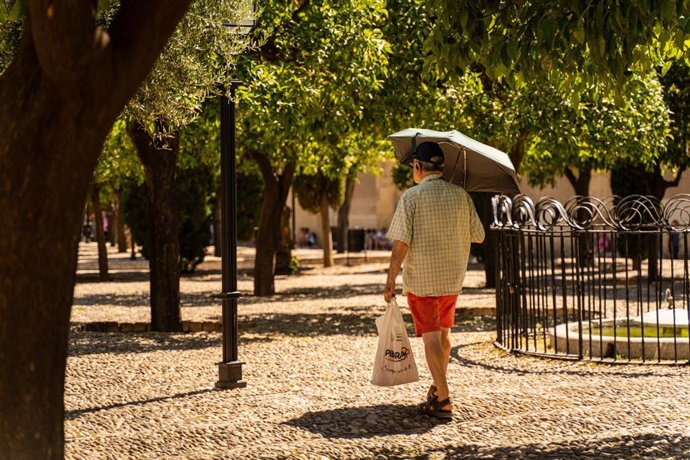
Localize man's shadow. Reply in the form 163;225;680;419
284;403;449;439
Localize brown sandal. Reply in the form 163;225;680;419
427;385;438;401
418;397;453;419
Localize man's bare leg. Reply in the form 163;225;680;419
422;331;453;410
441;328;451;374
429;328;452;398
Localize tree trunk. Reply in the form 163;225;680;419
571;171;592;198
275;205;293;274
91;184;110;281
645;169;661;281
213;183;222;257
114;188;128;253
0;4;191;457
252;152;295;296
565;165;593;268
508;129;530;174
254;185;281;295
128;121;181;332
642;165;685;282
337;174;356;253
130;227;137;259
320;194;334;268
83;202;93;242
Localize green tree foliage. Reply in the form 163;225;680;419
122;179;149;257
237;0;390;293
122;163;215;273
178;102;264;242
521;73;670;195
606;61;690;281
239;1;388;150
119;0;252;329
89;120;142;275
425;0;690;87
124;0;252;135
177;166;214;273
0;3;20;73
391;163;413;190
237;168;265;241
652;59;690;187
294;172;345;213
97;119;143;185
375;0;478;133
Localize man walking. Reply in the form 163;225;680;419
383;141;484;418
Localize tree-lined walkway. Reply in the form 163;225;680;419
73;242;493;325
66;244;690;459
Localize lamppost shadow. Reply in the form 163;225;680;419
65;388;216;420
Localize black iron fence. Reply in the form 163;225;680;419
492;194;690;364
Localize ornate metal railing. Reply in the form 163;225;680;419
492;194;690;363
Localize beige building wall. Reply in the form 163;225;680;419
292;164;688;248
291;161;404;247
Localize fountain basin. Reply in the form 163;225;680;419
549;309;690;360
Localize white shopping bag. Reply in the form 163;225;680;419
371;298;419;386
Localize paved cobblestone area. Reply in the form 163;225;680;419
65;244;690;459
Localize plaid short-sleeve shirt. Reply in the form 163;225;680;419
387;175;485;296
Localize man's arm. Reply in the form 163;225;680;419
468;196;485;244
384;240;409;302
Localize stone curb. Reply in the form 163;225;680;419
457;307;495;319
69;320;222;333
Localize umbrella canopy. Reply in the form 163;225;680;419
388;128;520;196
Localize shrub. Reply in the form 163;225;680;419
122;164;214;273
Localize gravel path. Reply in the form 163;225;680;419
65;243;690;459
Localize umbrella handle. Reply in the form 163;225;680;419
463;149;467;188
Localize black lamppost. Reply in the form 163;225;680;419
216;11;255;389
216;81;246;389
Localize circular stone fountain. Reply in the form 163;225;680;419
549;308;690;360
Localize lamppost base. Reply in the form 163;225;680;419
215;361;246;389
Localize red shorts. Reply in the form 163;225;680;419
407;292;458;337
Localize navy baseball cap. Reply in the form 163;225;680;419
412;142;444;165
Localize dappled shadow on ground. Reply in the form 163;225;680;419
76;271;150;283
68;332;224;357
239;311;491;338
69;331;272;357
451;343;676;378
241;312;380;337
66;311;491;344
74;283;383;309
74;291;227;308
239;284;383;305
73;294;149;308
65;388;215;420
285;404;446;439
369;433;690;459
75;268;234;284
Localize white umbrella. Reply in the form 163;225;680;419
388;128;520;195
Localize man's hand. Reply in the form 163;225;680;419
383;280;396;303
